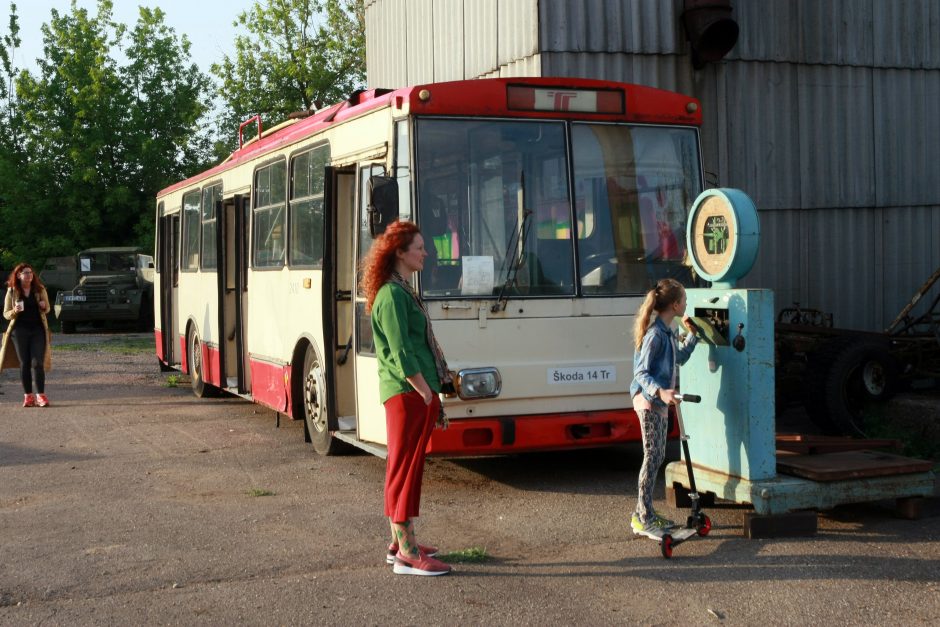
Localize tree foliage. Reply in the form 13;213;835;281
211;0;365;156
0;0;211;269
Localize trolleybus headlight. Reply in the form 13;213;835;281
456;367;501;400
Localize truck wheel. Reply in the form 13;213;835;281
188;329;219;398
301;343;343;456
809;339;898;437
60;320;76;334
137;298;154;331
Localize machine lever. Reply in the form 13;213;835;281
675;393;701;403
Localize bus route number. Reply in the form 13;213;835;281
548;365;617;384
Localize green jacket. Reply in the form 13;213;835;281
371;282;441;404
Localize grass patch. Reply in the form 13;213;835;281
56;336;153;355
164;374;182;388
247;488;275;497
437;547;489;564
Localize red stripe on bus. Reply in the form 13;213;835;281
154;329;164;361
249;359;291;414
425;408;679;456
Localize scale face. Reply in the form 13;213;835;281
686;188;759;287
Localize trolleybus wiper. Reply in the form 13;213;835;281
492;171;532;313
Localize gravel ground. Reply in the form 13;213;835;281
0;333;938;625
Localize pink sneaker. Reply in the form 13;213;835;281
386;542;438;564
23;394;35;407
36;394;50;407
393;551;451;576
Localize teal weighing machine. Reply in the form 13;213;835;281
664;189;935;535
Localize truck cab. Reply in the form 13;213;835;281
54;247;155;333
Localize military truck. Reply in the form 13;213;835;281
54;247;155;333
39;255;79;303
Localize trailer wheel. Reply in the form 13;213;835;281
808;339;898;437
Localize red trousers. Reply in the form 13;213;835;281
384;391;439;523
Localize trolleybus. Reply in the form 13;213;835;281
154;77;703;456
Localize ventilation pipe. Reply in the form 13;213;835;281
681;0;740;69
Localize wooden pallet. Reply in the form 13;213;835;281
776;450;934;481
776;433;901;455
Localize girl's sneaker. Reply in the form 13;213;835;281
23;394;35;407
392;551;451;576
631;512;676;536
36;394;50;407
386;542;439;564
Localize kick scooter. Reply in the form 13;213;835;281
637;393;712;558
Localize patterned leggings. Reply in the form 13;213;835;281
635;405;669;521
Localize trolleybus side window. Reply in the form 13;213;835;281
289;144;330;267
201;183;222;270
253;159;287;268
155;202;163;273
180;190;201;271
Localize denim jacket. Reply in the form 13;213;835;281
629;317;698;408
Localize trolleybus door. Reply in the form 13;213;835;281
323;167;358;434
353;165;387;445
218;195;249;393
158;212;180;366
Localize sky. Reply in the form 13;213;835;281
9;0;257;76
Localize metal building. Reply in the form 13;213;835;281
364;0;940;332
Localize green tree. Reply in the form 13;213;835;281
0;2;25;269
1;0;211;265
122;6;211;247
211;0;365;156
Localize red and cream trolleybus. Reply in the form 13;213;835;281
154;77;703;456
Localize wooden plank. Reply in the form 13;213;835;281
743;511;817;539
777;450;934;481
775;433;901;455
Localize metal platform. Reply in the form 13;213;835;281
665;460;935;516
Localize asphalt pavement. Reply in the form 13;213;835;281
0;335;938;625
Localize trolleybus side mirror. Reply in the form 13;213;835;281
368;175;399;237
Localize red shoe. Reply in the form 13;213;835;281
23;394;35;407
386;542;438;564
36;394;50;407
392;551;451;576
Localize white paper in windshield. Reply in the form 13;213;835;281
80;258;91;272
461;256;495;295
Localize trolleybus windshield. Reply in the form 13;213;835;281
414;119;701;299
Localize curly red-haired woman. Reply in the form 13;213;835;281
2;263;54;407
360;220;453;576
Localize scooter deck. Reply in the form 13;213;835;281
635;526;698;543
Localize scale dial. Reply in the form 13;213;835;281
686;188;760;287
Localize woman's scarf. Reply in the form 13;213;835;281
388;271;452;429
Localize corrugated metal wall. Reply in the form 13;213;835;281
365;0;539;85
364;0;940;331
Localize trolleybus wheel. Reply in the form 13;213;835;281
302;344;342;456
660;534;674;559
188;329;218;398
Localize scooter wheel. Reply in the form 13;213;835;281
661;534;674;559
697;514;712;537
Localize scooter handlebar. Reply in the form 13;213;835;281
675;393;701;403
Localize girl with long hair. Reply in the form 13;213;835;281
360;220;453;576
628;278;699;537
2;263;54;407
